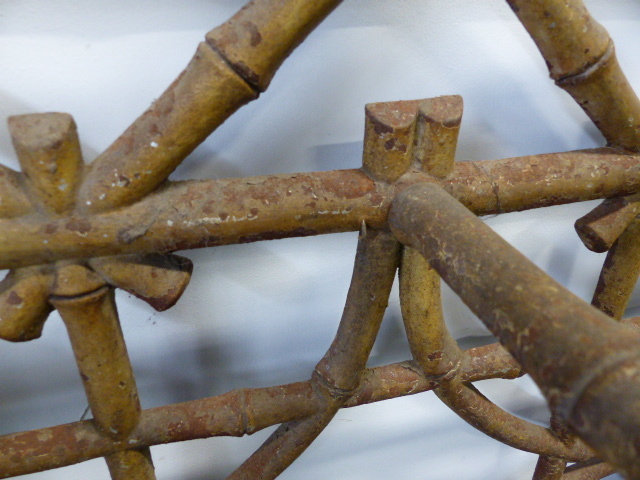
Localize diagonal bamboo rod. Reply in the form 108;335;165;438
78;0;345;213
0;148;639;270
590;217;640;320
574;192;640;253
389;182;640;478
0;265;53;342
506;0;640;151
508;0;640;255
205;0;343;92
0;344;524;478
497;6;640;471
400;243;589;462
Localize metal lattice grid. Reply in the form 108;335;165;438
1;1;640;479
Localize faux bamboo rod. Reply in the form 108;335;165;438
563;462;615;480
0;148;638;271
78;0;344;213
532;455;565;480
591;217;640;319
229;228;401;479
508;0;640;256
3;0;640;478
507;0;640;151
574;192;640;253
389;182;640;478
0;344;523;478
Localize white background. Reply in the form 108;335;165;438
0;1;637;478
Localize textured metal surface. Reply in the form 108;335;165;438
1;0;640;479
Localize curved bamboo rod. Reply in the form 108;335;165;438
435;379;593;461
228;228;401;479
563;461;615;480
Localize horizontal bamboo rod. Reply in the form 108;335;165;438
388;182;640;478
0;148;638;270
0;344;524;478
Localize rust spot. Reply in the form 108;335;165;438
202;201;215;214
249;207;259;217
219;212;229;221
427;351;443;361
149;123;161;136
243;21;262;47
120;134;135;156
369;193;385;208
44;224;57;234
248;182;284;205
318;171;377;200
384;139;396;150
65;218;92;234
6;291;23;306
372;120;394;136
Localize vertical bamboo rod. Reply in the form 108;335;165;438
8;113;83;215
398;95;463;375
51;264;155;479
400;247;461;376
